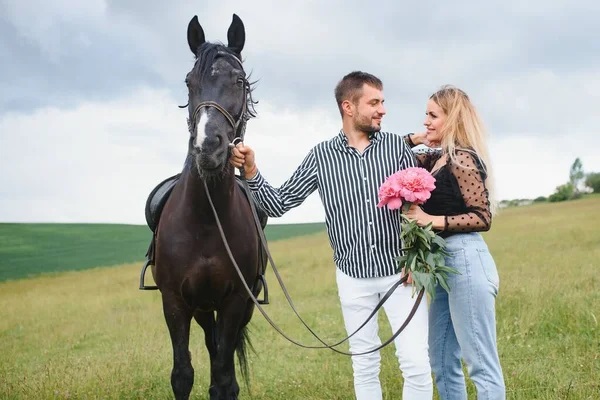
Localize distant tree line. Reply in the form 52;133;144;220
500;158;599;207
545;158;599;202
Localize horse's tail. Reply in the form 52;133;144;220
236;325;253;388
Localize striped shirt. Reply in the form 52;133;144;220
247;130;416;278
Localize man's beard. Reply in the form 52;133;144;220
353;114;380;133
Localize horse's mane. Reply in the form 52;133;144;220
191;42;258;118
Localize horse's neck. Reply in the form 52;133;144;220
180;164;236;211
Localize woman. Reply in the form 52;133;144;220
403;85;505;399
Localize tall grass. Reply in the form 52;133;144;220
0;197;598;399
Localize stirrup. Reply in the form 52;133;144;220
257;274;269;305
139;259;159;290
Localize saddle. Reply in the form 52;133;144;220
140;174;270;304
144;174;268;233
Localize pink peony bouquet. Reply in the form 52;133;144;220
377;167;436;211
377;167;458;298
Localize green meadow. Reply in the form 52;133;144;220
0;197;598;399
0;222;326;282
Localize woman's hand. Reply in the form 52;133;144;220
410;131;440;148
403;204;431;227
403;204;446;230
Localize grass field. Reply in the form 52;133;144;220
0;222;325;282
0;196;598;399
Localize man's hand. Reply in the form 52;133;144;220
230;143;258;179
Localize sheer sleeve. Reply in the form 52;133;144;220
413;148;442;170
402;133;442;168
445;150;492;232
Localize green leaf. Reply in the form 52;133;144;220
409;253;417;270
437;274;452;293
412;270;429;292
436;265;461;275
425;229;435;240
415;229;429;243
405;251;415;267
396;255;408;265
425;252;436;269
432;253;446;266
425;278;436;299
432;235;447;248
418;248;426;262
412;270;434;298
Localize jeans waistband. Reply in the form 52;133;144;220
442;232;486;250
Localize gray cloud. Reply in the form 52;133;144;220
3;0;598;132
1;0;599;224
0;17;166;112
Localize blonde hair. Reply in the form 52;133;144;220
430;85;498;214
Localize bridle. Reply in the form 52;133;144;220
195;52;424;356
186;51;250;146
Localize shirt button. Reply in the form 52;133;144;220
369;221;373;225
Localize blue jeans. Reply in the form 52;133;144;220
429;232;505;400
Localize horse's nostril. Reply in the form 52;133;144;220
200;132;228;152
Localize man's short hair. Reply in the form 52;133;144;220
334;71;383;116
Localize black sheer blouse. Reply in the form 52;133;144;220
412;146;492;236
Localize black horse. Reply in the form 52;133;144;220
149;14;267;400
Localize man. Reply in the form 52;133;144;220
231;71;432;400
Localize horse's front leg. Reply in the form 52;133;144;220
194;311;217;391
210;297;248;400
162;292;194;400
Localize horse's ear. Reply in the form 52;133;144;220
227;14;245;56
187;15;205;57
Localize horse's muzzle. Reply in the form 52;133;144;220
193;148;228;175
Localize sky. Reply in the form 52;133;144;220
1;0;598;225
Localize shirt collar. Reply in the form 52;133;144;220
336;130;381;147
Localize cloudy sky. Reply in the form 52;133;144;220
1;0;598;225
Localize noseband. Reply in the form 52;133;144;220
187;52;250;145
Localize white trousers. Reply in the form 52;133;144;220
336;269;432;400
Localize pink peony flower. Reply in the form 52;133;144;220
377;167;436;209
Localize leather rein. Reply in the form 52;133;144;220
195;57;424;356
